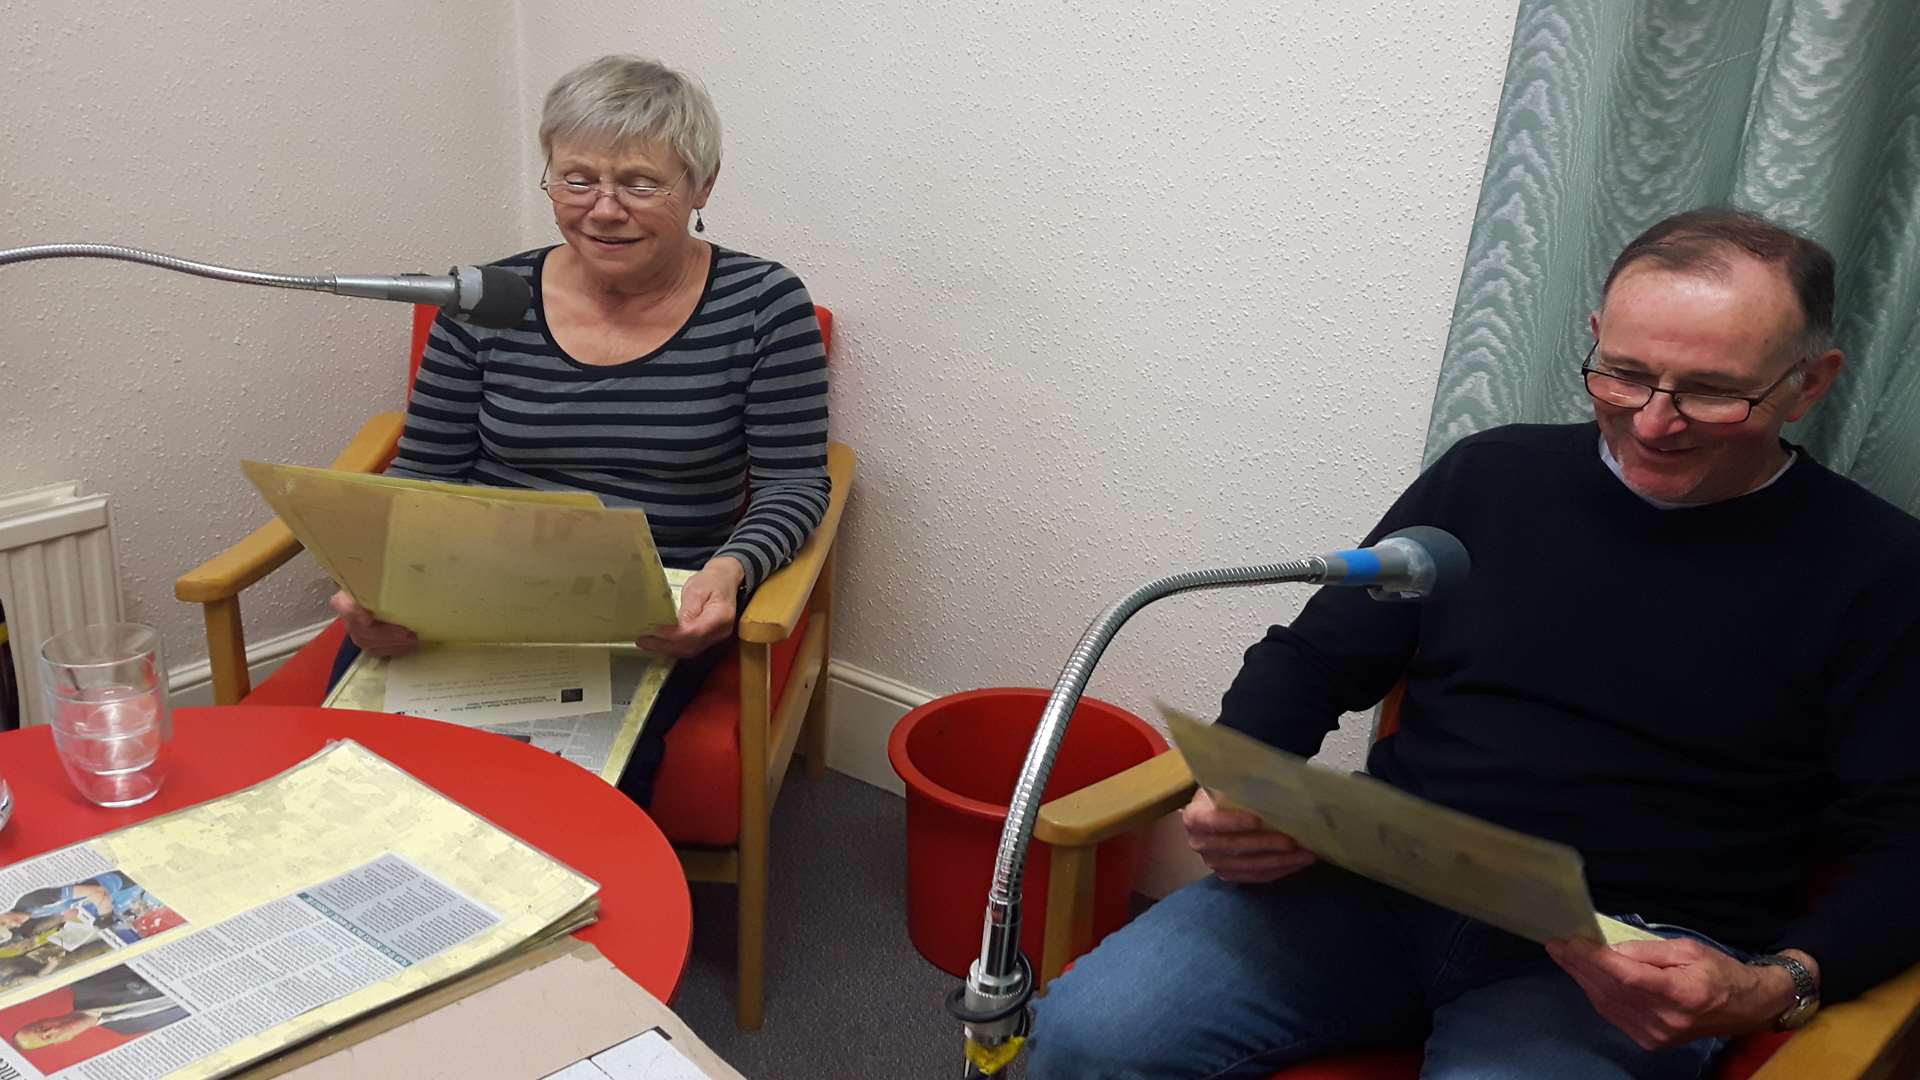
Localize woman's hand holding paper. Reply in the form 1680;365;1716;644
636;556;745;658
330;591;420;658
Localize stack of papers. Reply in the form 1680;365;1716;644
242;461;678;644
0;743;599;1080
244;462;694;784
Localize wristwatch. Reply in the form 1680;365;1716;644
1751;953;1820;1030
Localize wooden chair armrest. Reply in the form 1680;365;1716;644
174;412;405;603
1751;961;1920;1080
738;441;855;644
1035;750;1196;848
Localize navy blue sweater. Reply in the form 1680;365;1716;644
1220;422;1920;1003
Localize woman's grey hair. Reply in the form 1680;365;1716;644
539;55;722;189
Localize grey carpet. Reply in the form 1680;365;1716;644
671;764;1000;1079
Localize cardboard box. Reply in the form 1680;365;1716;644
237;938;742;1080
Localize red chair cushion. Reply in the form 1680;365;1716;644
1713;1030;1794;1079
648;613;811;847
242;620;349;706
242;616;810;848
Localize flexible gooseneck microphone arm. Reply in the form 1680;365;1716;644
950;526;1470;1077
0;243;532;328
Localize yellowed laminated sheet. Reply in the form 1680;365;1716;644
1161;707;1658;947
241;461;677;644
0;741;599;1078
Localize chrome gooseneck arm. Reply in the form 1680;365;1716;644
4;243;352;293
950;555;1336;1076
0;244;529;326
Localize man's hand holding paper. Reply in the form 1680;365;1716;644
1180;788;1318;885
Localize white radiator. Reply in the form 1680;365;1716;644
0;483;124;728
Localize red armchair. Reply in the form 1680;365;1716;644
175;303;854;1031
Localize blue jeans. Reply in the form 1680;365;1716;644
1029;866;1731;1080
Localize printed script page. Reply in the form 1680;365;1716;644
240;461;677;644
1161;707;1657;947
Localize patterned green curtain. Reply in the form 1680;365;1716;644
1425;0;1920;515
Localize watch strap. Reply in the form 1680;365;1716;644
1751;953;1818;1029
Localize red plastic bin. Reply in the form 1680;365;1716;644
888;688;1168;977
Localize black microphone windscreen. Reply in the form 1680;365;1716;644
464;266;532;328
1384;526;1471;596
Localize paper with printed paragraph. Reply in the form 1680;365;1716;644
241;460;678;644
382;645;615;726
1160;706;1659;947
325;645;676;785
0;742;599;1078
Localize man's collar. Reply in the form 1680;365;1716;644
1597;434;1798;509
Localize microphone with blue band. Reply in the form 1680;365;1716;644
1316;525;1471;601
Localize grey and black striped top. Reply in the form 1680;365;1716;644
388;244;831;593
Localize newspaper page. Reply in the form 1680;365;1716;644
324;649;675;784
322;568;688;783
0;742;599;1079
0;854;501;1080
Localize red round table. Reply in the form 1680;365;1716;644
0;705;692;999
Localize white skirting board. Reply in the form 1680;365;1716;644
167;620;329;707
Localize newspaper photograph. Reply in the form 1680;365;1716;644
0;850;188;999
0;854;500;1080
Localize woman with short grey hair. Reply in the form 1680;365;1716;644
327;54;831;807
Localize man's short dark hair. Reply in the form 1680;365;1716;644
1603;207;1836;352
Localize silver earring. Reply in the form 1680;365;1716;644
694;210;706;233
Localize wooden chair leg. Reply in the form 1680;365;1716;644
202;597;252;705
736;641;773;1030
1039;842;1098;991
801;545;835;782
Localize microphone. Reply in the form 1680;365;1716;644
329;265;531;329
0;244;533;329
1316;526;1471;601
952;525;1470;1073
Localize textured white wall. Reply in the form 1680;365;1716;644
516;2;1517;768
4;2;1518;773
1;1;522;675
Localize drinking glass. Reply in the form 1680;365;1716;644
40;622;172;807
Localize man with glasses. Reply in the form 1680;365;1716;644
1031;208;1920;1079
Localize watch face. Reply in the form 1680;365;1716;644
1778;994;1819;1030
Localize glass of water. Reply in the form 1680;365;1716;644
40;622;172;807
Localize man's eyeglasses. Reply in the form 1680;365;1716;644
1579;343;1803;425
539;163;685;210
